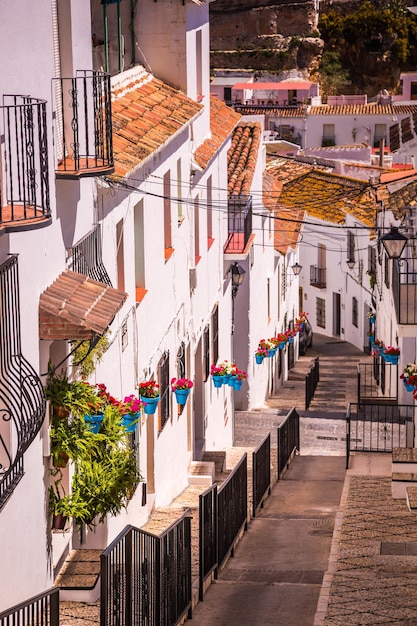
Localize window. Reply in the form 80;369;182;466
163;171;173;258
194;196;200;263
352;297;358;327
384;255;390;288
176;342;186;379
196;29;203;101
158;351;170;432
203;325;210;382
322;124;335;146
368;246;376;275
374;124;387;148
177;159;183;222
224;87;232;103
347;231;355;265
411;82;417;100
316;297;326;328
134;200;146;302
116;219;125;292
207;176;213;248
211;305;219;367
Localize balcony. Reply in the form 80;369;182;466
392;257;417;324
0;95;51;230
224;195;253;255
310;265;327;288
53;71;114;179
0;255;46;511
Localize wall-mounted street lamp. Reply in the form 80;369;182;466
347;259;355;270
230;262;246;335
291;262;303;276
379;227;408;260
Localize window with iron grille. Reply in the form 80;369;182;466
316;297;326;328
158;351;170;432
67;224;112;286
368;245;376;274
352;297;358;327
384;255;390;288
203;326;210;382
176;342;186;379
212;305;219;367
347;231;355;265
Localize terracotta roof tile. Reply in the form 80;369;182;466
194;96;241;169
276;170;378;228
39;271;127;340
274;207;304;254
309;103;417;116
227;122;262;196
234;105;307;118
111;74;203;177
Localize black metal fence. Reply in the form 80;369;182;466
0;588;59;626
217;454;248;571
305;356;320;410
0;95;50;221
226;196;253;253
357;359;397;404
100;515;192;626
252;433;271;517
346;402;414;468
199;484;218;601
277;407;300;479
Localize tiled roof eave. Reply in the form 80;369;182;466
110;107;204;181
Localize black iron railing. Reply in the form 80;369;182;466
0;256;46;511
0;95;50;223
67;224;112;285
224;195;252;253
357;359;397;404
100;516;192;626
277;407;300;479
346;402;414;468
305;356;320;410
252;433;271;517
54;71;114;178
310;265;326;288
199;484;218;601
0;587;59;626
217;454;248;571
392;258;417;325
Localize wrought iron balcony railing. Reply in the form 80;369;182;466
0;95;50;227
67;224;112;286
53;71;114;179
224;195;253;254
392;258;417;324
0;256;46;512
310;265;327;288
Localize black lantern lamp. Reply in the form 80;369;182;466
379;227;408;260
346;259;355;270
291;262;302;276
230;262;246;298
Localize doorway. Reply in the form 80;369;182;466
333;292;341;336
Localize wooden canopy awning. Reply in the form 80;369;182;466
39;270;127;340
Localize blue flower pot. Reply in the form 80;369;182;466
120;412;140;432
84;413;104;434
174;389;190;405
369;315;376;324
255;355;264;364
234;379;243;390
212;375;223;388
140;396;160;415
279;342;286;350
383;354;399;365
228;375;237;387
403;381;415;392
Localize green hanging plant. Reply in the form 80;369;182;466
71;331;111;379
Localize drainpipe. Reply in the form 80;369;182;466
130;0;136;66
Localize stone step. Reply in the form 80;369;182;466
54;549;101;602
187;461;215;486
202;451;226;476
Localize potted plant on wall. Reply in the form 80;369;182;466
171;377;193;405
138;380;160;414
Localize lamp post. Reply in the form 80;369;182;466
230;262;246;335
347;259;355;270
291;262;302;276
379;227;408;260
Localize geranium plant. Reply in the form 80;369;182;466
120;395;144;416
138;380;160;398
235;368;247;381
384;346;400;355
171;377;194;391
258;339;275;350
275;333;288;344
296;312;308;324
401;364;417;381
211;362;231;376
367;310;376;319
255;348;269;357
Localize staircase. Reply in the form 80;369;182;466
306;354;359;418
